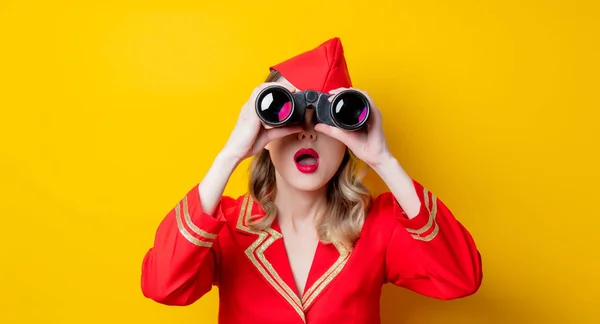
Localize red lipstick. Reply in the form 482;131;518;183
293;148;319;174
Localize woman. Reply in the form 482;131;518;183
140;38;483;324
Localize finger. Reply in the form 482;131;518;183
368;104;383;129
265;126;302;142
248;127;267;155
254;125;302;149
315;123;346;137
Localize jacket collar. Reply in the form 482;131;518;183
232;194;352;323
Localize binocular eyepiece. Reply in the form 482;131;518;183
254;85;370;131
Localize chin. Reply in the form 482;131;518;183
288;175;330;192
275;167;333;193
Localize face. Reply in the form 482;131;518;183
265;77;347;192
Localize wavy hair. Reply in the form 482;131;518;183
247;70;372;249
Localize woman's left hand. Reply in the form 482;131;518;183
314;88;392;168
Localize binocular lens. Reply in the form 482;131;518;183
256;88;293;125
331;92;369;129
255;86;369;130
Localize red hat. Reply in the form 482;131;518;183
269;37;353;93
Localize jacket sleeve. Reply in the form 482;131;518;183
380;179;483;300
140;184;236;306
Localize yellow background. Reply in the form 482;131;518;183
1;0;598;323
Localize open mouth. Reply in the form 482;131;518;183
294;148;319;173
294;148;319;164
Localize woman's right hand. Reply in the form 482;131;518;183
221;82;302;163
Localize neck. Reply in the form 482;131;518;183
273;174;328;230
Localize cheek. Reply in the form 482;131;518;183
320;140;347;169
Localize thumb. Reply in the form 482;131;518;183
315;123;362;149
255;126;302;148
315;123;348;143
265;126;303;142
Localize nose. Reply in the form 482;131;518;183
297;108;317;141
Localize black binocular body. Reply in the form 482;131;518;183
254;85;370;131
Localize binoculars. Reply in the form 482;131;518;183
255;85;370;131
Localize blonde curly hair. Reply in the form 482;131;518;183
247;70;372;249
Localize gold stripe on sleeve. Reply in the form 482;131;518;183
405;188;437;235
410;193;439;242
182;195;218;240
175;202;213;247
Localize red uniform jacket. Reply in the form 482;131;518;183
141;179;482;323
